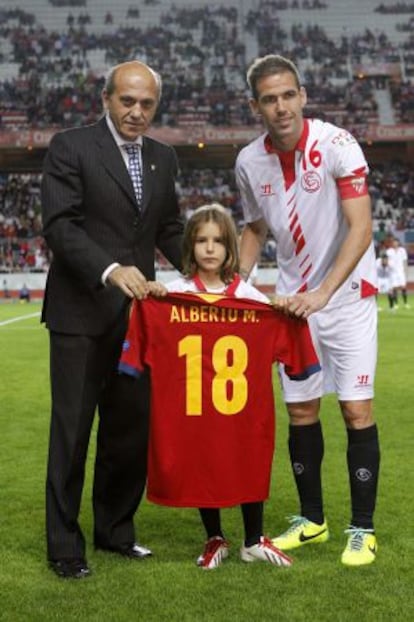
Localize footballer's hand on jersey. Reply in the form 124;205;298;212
107;265;150;299
148;281;168;297
288;290;329;318
271;294;291;313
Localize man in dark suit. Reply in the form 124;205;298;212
41;60;184;578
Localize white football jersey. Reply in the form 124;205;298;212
236;119;377;309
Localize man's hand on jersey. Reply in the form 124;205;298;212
147;281;168;297
107;265;150;299
287;290;330;318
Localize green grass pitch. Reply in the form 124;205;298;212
0;297;413;621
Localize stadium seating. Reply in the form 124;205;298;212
0;0;412;131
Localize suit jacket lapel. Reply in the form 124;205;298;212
96;118;137;208
141;137;158;214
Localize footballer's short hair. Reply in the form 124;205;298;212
247;54;302;99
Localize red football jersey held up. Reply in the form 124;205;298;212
119;292;320;508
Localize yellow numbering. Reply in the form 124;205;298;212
178;334;248;416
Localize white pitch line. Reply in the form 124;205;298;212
0;312;41;327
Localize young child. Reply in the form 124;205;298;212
165;203;291;569
166;202;311;571
120;203;320;571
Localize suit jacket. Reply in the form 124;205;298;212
41;117;183;335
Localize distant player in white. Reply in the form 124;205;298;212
386;237;410;308
236;54;380;566
376;253;394;310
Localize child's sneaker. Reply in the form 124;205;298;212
196;536;229;570
240;536;292;567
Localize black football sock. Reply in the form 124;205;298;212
289;421;324;524
402;289;408;305
241;502;263;547
347;424;380;530
388;294;394;309
198;508;224;539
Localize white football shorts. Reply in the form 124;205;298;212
279;296;377;402
391;269;407;289
377;276;392;294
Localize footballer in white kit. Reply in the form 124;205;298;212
237;53;380;567
376;253;395;311
376;254;393;294
236;118;378;401
386;238;410;307
386;239;408;287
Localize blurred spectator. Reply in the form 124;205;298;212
2;278;10;298
19;283;30;302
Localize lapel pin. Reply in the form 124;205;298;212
150;164;156;171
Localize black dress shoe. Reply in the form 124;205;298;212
96;542;152;559
49;558;91;579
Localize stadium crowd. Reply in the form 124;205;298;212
1;159;413;273
0;1;413;133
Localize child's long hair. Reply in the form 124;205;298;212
182;203;240;283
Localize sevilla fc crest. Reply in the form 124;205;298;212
301;171;321;193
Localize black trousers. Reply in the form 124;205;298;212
46;321;150;560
